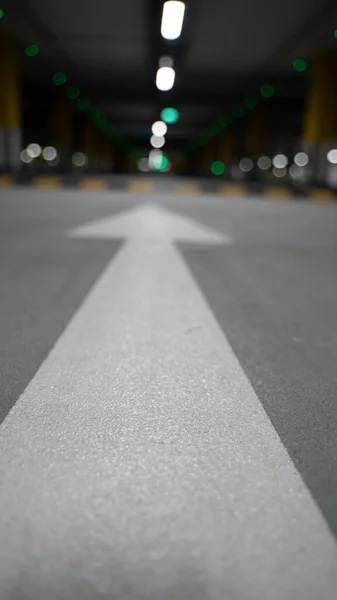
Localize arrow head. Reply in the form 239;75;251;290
67;205;231;244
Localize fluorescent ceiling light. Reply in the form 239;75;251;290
161;1;185;40
156;66;175;91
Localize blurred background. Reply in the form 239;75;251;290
1;0;337;189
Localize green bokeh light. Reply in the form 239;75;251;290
66;85;80;100
211;123;222;134
195;129;213;146
334;29;337;40
25;44;39;57
52;72;67;86
96;115;107;129
210;160;225;176
220;114;232;127
260;84;275;98
161;107;179;124
107;124;117;137
153;155;169;170
231;104;245;118
87;106;100;120
0;9;4;19
293;58;307;72
77;97;90;110
244;95;258;109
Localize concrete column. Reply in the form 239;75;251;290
97;130;110;171
247;105;267;158
0;33;22;171
302;52;337;184
82;120;93;169
218;129;235;164
197;139;217;176
51;90;71;169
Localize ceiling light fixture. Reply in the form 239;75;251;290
156;66;175;91
161;1;186;40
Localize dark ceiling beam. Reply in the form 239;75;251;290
10;0;82;81
6;0;57;43
264;0;337;67
46;73;305;106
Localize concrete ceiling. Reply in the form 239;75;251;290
4;0;337;148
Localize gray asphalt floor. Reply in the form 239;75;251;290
0;187;337;599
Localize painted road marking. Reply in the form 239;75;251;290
68;204;230;244
127;179;154;193
175;182;200;195
309;189;336;202
79;178;109;191
0;206;336;597
0;175;14;187
33;176;61;189
218;184;246;196
265;186;293;199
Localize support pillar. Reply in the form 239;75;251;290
218;129;235;164
82;120;96;170
247;105;267;158
302;52;337;185
198;138;217;176
0;33;22;171
51;90;71;168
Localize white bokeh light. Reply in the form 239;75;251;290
257;156;271;170
272;154;288;169
152;121;167;136
273;166;287;178
26;143;41;158
289;164;303;179
72;152;88;167
148;149;162;169
294;152;309;167
239;157;253;172
327;149;337;164
20;149;34;163
138;157;150;172
42;146;58;161
150;135;165;148
47;156;60;167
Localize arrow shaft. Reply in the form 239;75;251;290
0;240;337;597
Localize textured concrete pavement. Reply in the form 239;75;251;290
0;188;337;599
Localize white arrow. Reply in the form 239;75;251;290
67;204;231;244
0;204;336;598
